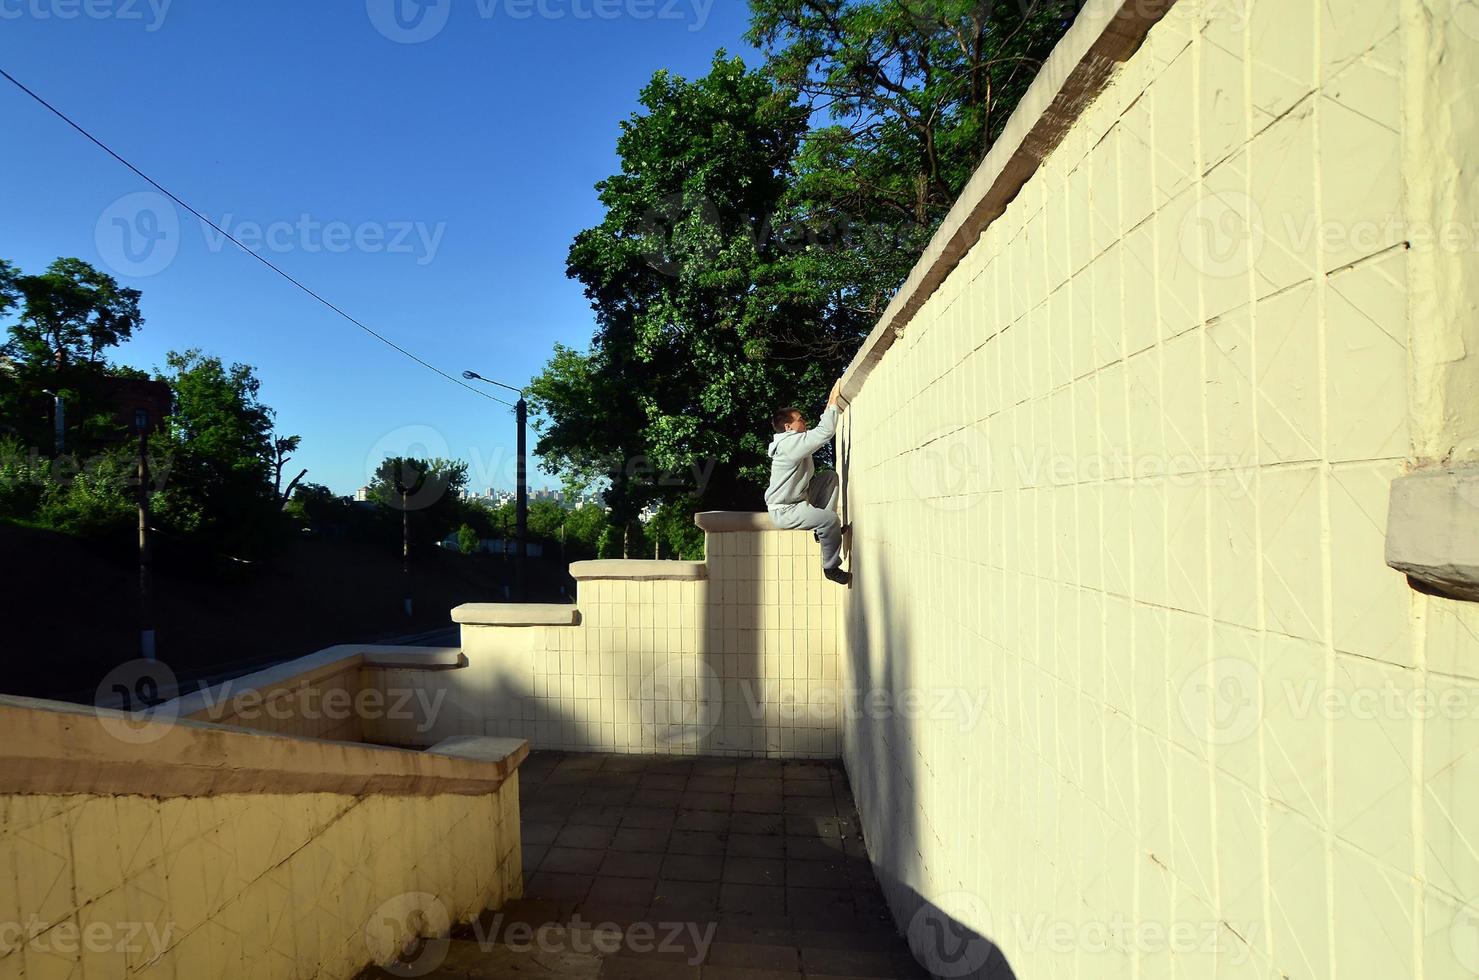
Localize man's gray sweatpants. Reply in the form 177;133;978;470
768;470;842;570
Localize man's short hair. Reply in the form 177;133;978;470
771;406;801;434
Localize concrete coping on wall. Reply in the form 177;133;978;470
0;694;525;798
1386;464;1479;601
452;603;581;626
168;645;466;722
568;559;708;581
694;511;781;532
837;0;1176;404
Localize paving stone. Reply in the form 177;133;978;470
589;875;657;906
707;942;801;972
733;794;784;815
722;857;785;886
729;813;784;836
611;828;672;853
675;810;730;833
523;844;548;871
569;805;626;827
601;851;666;879
726;834;785;859
785;861;847;890
651;879;721;914
701;967;802;980
734;777;783;796
603;958;702;980
527;871;593;902
799;947;897;977
689;775;737;794
781;797;836;817
556;825;616;850
785;838;846;862
661;853;725;882
680;791;733;812
542;846;607;875
668;830;727;856
622;808;679;831
718;883;786;915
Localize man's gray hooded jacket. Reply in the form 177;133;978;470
764;404;839;509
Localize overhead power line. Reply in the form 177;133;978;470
0;65;513;410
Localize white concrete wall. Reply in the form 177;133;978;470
835;1;1479;978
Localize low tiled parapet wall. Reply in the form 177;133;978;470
0;695;525;980
365;512;845;757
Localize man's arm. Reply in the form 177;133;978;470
788;380;844;457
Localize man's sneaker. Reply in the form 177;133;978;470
823;565;851;585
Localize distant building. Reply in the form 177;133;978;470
353;486;372;502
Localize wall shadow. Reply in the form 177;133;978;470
836;434;1019;979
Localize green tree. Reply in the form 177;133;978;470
5;258;143;371
151;349;284;557
746;0;1076;318
543;55;832;515
0;257;149;452
369;456;470;544
456;522;479;555
0;260;18;321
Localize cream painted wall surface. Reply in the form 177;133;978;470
0;782;521;980
369;527;845;758
835;1;1478;978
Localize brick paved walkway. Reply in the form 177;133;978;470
368;751;927;979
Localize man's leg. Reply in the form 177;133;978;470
785;501;842;570
806;470;840;512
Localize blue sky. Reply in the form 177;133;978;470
0;0;760;495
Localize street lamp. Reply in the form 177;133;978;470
40;389;64;454
463;370;528;601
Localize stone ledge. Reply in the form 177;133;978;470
170;645;464;721
568;559;708;581
452;603;580;626
361;646;465;668
1386;465;1479;601
0;695;524;798
694;511;781;532
426;735;529;777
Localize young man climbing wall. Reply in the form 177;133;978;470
765;379;850;584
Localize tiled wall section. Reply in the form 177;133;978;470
0;780;520;980
367;527;843;758
187;662;364;743
838;2;1476;979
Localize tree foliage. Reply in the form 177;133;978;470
537;4;1075;520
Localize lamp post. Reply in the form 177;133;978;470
463;371;527;601
134;408;155;660
41;389;64;454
